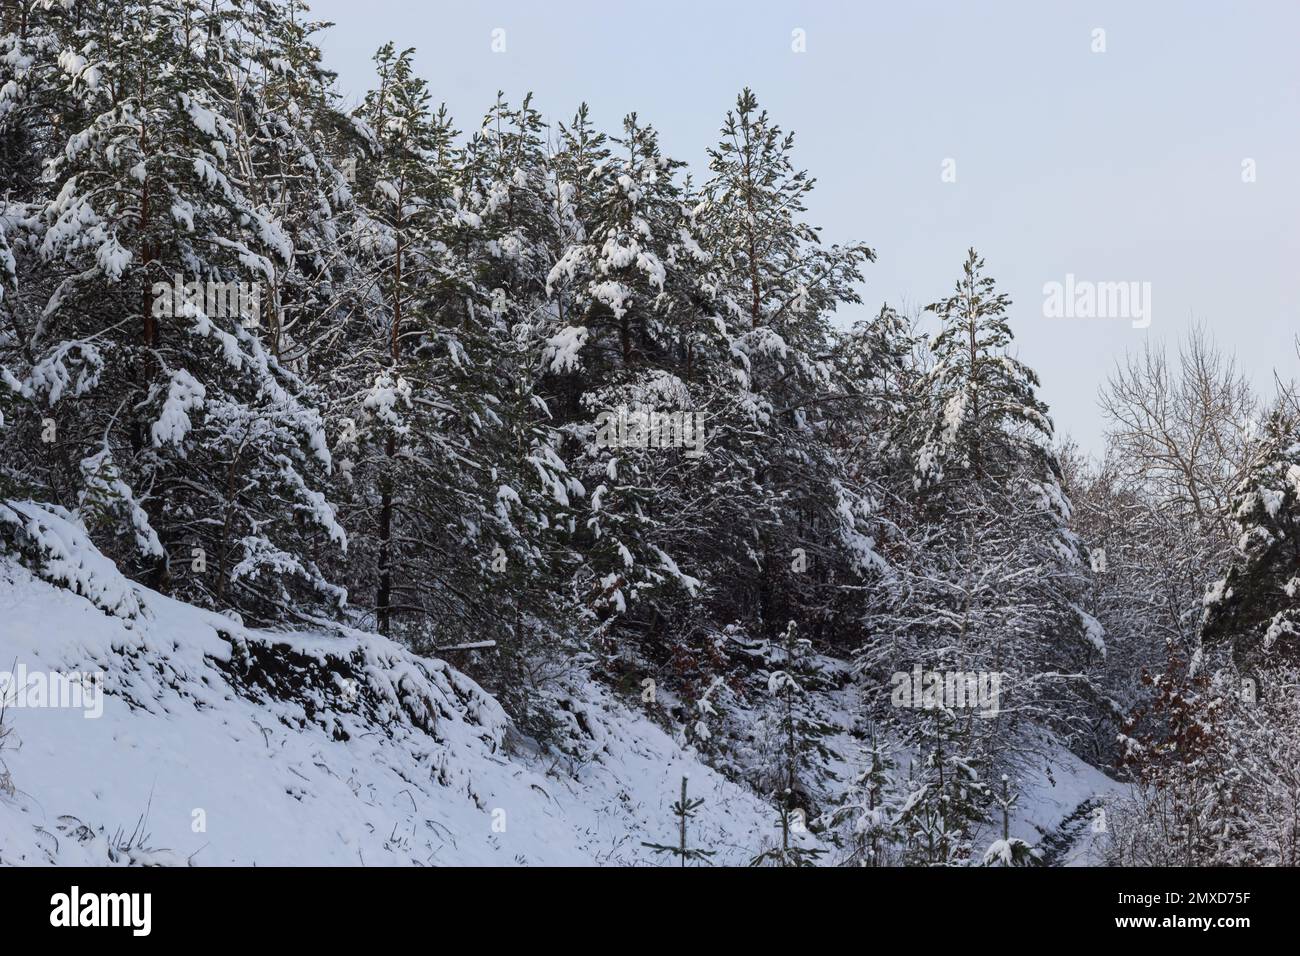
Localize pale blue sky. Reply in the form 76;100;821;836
307;0;1299;453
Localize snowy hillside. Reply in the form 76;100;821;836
0;511;805;866
0;505;1122;866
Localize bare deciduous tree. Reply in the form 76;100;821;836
1100;325;1260;548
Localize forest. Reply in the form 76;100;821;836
1;0;1298;867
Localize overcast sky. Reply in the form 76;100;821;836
306;0;1299;454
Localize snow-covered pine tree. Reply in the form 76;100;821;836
0;0;346;621
850;251;1100;863
980;774;1042;866
543;108;721;671
832;304;923;477
913;250;1093;766
894;707;991;866
693;88;881;648
915;248;1053;489
452;92;588;732
332;45;509;647
826;722;905;866
222;0;358;361
825;303;923;639
1202;410;1300;670
749;620;831;866
345;42;443;637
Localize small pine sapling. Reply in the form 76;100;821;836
751;621;828;866
827;722;904;866
641;775;715;866
981;774;1041;866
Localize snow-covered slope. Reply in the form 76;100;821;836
0;518;792;865
0;503;1123;866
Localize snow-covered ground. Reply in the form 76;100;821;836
992;744;1125;866
0;544;797;865
0;508;1122;866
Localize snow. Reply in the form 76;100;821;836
1073;603;1107;656
545;245;586;296
361;371;412;433
94;234;130;281
150;370;206;447
0;503;1127;867
543;325;588;374
0;501;142;618
590;280;633;319
277;463;347;548
76;452;164;559
179;92;234;144
170;199;195;232
21;340;103;405
996;746;1126;866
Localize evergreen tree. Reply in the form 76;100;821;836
642;775;715;866
915;248;1054;488
894;708;991;866
345;43;454;637
980;775;1042;866
694;88;880;648
1202;410;1300;670
860;250;1097;833
0;0;347;621
826;722;905;866
749;620;831;866
455;92;586;731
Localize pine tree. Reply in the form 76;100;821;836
894;708;991;866
642;775;715;866
826;722;904;866
331;46;504;648
455;92;586;732
694;88;880;646
863;249;1097;824
353;43;437;637
749;620;831;866
0;0;347;621
1202;410;1300;670
916;248;1054;488
981;774;1042;866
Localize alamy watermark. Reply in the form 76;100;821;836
1043;274;1151;329
891;666;1002;717
0;663;104;719
151;274;262;329
50;886;151;936
594;405;706;458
